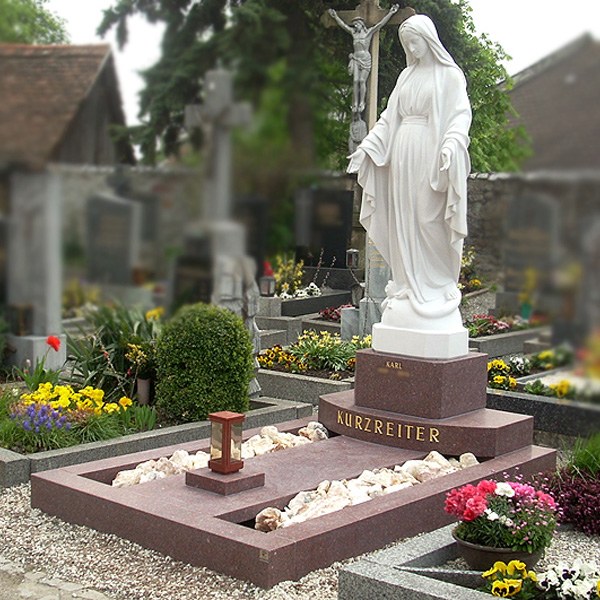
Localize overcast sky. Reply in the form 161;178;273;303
45;0;600;126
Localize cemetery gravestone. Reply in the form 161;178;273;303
496;193;560;315
6;171;65;369
86;192;142;286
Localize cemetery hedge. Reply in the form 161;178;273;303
155;303;253;423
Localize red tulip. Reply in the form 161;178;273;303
46;335;61;352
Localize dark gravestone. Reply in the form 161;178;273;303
0;216;7;305
295;188;353;269
86;193;141;285
169;232;213;313
235;195;268;278
497;194;560;315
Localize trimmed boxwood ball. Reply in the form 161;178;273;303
155;303;253;423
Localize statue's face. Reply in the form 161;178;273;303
353;20;366;32
402;31;430;61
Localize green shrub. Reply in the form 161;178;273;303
155;303;253;423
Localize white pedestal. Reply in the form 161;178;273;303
372;323;469;359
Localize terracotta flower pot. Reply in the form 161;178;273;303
136;378;152;405
452;528;543;571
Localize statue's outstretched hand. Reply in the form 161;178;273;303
347;148;366;173
440;147;452;171
390;4;399;13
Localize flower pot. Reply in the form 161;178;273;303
452;528;543;571
136;378;152;406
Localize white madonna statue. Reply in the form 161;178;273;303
348;14;472;359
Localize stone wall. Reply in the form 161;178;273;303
54;164;201;280
466;172;600;285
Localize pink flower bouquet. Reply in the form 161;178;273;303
445;479;558;553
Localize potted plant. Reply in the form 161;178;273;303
444;479;558;570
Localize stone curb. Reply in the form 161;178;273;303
338;525;488;600
469;327;550;358
0;397;312;488
256;369;353;405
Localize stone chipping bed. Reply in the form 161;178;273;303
1;484;599;600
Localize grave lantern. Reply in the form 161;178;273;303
208;411;245;474
259;260;276;296
346;248;360;269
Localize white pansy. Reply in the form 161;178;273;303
485;509;499;521
494;482;515;497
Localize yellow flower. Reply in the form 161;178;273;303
145;306;165;321
596;578;600;596
118;396;133;409
509;377;517;389
550;379;572;398
505;561;527;577
103;403;120;414
491;579;522;597
493;375;507;385
483;562;508;580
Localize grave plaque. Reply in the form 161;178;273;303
295;188;353;268
497;193;560;313
86;193;142;285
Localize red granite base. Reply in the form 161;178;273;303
319;390;533;458
30;418;556;588
354;349;488;418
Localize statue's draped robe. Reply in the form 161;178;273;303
357;15;471;316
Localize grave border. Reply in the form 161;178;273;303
0;397;311;488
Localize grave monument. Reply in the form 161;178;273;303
30;13;555;590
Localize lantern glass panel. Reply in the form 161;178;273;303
231;422;243;461
210;422;223;460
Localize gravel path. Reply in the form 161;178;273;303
1;484;599;600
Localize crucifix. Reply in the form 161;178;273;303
323;0;415;130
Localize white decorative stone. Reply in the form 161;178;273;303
255;451;480;530
112;425;328;487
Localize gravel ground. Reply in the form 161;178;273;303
1;483;599;600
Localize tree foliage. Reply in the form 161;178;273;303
0;0;70;44
99;0;528;173
98;1;531;254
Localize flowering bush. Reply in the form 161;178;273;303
459;246;485;293
273;256;304;296
445;479;558;553
66;304;162;404
530;345;574;372
0;383;137;453
482;559;539;599
537;559;600;600
16;383;133;423
257;332;371;376
318;304;353;322
12;335;63;391
257;345;309;374
466;314;513;338
522;379;577;400
487;359;518;391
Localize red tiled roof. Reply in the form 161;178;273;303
509;34;600;171
0;44;126;169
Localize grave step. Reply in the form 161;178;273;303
258;329;288;348
523;337;552;354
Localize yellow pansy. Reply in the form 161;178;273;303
483;561;508;580
118;396;133;409
505;561;527;577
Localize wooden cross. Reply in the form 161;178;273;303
322;0;415;127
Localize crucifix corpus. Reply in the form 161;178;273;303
323;0;415;139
